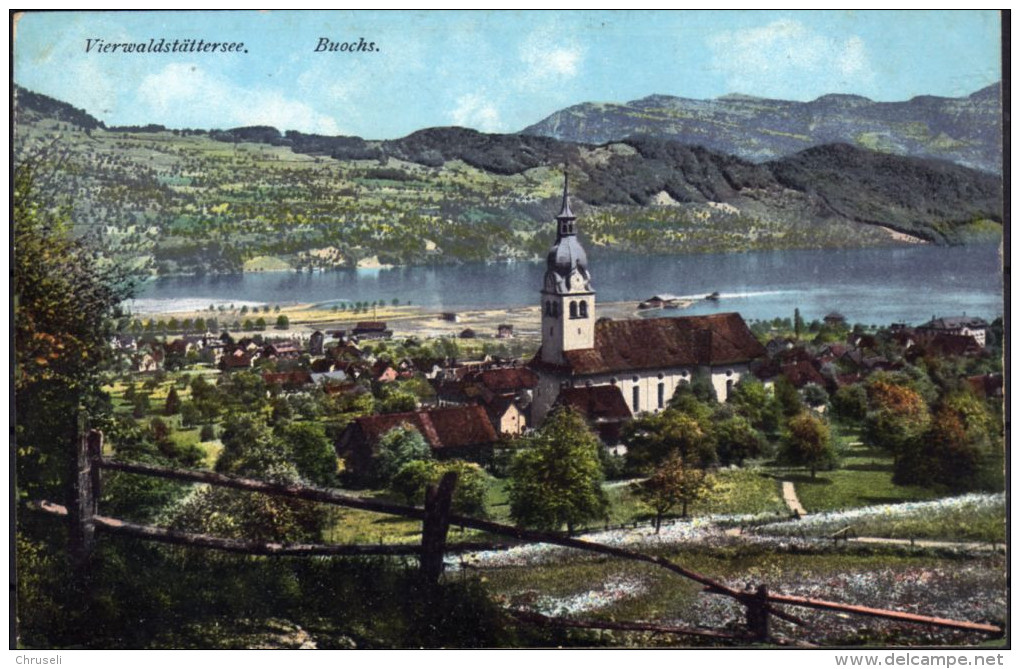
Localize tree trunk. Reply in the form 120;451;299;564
681;499;689;518
655;513;662;534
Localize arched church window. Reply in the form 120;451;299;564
569;301;578;319
579;301;588;318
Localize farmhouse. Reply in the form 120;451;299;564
336;405;498;477
917;315;988;347
528;174;765;425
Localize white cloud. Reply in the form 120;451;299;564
449;93;502;132
138;62;341;134
517;23;585;90
707;19;874;97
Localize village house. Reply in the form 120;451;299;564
352;321;393;340
262;371;313;390
309;330;325;356
554;385;633;446
336;405;499;477
823;311;847;328
263;340;302;360
917;315;989;347
527;175;765;425
220;348;255;370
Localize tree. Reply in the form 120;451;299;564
623;408;715;474
632;451;714;531
728;376;780;434
14;158;134;501
215;413;292;481
391;459;439;504
865;379;931;465
375;424;433;484
277;421;337;486
794;307;805;340
774;375;803;418
922;405;982;490
686;369;718;404
801;383;828;409
712;415;764;466
167;413;323;543
255;317;267;331
275;314;290;330
780;411;836;479
507;408;608;534
163;386;181;415
441;460;489;517
831;383;868;423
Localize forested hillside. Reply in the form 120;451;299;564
13;86;1002;276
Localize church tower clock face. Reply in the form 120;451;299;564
540;170;596;365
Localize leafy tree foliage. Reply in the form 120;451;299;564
14;159;134;501
800;382;829;409
507;408;608;534
375;424;433;484
780;411;837;479
773;375;803;418
831;383;868;422
167;413;324;542
632;451;714;531
623;407;716;474
865;378;931;463
164;386;181;415
713;414;765;466
391;459;489;516
276;421;337;486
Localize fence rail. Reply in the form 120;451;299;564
34;425;1004;645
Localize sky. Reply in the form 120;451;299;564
13;10;1003;139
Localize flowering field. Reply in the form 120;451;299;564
459;493;1007;647
753;493;1006;543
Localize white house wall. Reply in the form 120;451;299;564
533;363;751;425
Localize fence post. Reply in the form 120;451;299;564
420;471;458;585
68;412;96;572
745;584;770;642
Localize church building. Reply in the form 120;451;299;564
528;173;766;426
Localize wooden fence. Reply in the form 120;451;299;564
30;422;1004;645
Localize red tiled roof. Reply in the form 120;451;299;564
967;373;1003;398
556;385;632;422
262;371;312;387
353;405;498;451
469;367;538;394
918;333;983;357
779;360;826;388
222;349;252;367
533;313;765;375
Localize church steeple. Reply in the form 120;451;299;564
540;166;595;365
556;170;575;236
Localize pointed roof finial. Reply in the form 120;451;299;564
557;164;574;220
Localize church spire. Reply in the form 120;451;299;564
556;167;576;237
557;169;574;221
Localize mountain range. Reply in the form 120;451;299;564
522;85;1002;174
13;85;1003;275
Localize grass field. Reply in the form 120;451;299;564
774;441;940;513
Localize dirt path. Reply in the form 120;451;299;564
781;481;807;516
848;536;1003;552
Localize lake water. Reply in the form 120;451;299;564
130;243;1004;325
